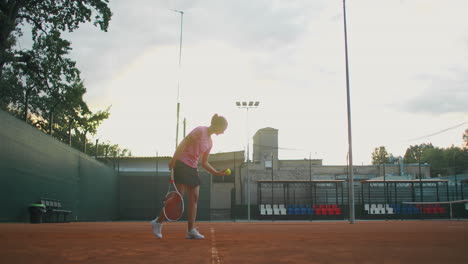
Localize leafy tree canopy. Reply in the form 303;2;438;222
1;1;130;156
371;146;390;165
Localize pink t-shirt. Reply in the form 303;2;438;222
178;126;212;168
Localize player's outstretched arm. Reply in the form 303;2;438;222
200;152;229;176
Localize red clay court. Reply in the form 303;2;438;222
1;220;467;264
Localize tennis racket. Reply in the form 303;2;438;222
163;170;184;221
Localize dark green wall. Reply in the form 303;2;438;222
118;172;211;221
0;110;118;222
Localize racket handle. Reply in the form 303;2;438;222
170;169;174;183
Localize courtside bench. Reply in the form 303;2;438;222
40;198;72;223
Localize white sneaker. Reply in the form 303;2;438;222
150;219;163;239
186;227;205;239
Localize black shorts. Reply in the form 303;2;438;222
174;160;200;187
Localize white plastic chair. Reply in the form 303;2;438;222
273;206;280;215
364;204;370;211
280;207;287;215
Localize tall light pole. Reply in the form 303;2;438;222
236;101;260;221
172;9;184;148
342;0;355;224
418;147;423;202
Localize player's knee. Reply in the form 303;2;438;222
189;192;199;204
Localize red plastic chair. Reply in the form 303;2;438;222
424;208;434;214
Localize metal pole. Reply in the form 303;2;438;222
68;119;72;146
95;138;99;159
383;163;387;216
156;151;159;176
310;153;312;205
462;181;465;200
449;203;453;220
271;153;274;221
419;152;423;202
236;101;260;222
156;151;158;214
342;0;355;224
173;10;184;148
246;108;250;221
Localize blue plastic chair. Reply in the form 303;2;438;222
294;207;301;215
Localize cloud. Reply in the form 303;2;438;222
177;0;325;50
402;71;468;114
26;0;468;164
63;0;327;103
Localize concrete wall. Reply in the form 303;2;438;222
211;182;232;209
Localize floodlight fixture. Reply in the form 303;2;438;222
235;100;261;222
236;101;260;109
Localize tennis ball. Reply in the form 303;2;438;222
225;169;231;175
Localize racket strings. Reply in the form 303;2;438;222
164;192;183;221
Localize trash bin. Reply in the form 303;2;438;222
29;204;46;224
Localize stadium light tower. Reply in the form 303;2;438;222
236;101;260;222
342;0;355;224
172;9;184;149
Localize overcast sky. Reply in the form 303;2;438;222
45;0;468;165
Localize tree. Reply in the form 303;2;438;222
423;147;445;177
16;30;80;125
0;1;128;156
403;143;434;164
443;146;468;175
403;144;468;177
87;141;132;158
371;146;390;165
1;0;111;112
74;108;110;150
0;0;111;74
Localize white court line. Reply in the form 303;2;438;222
210;227;221;264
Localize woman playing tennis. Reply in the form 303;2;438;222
151;114;229;239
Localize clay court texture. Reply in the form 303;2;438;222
1;220;467;264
